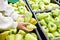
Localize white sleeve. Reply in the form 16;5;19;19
0;14;18;31
4;6;20;20
12;22;18;29
0;0;8;11
10;12;20;20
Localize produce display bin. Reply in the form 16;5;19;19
32;26;42;40
34;8;60;40
1;0;60;40
54;0;60;5
25;1;49;40
25;0;60;13
33;12;49;40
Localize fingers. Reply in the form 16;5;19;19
19;15;25;18
18;22;32;32
23;23;30;26
19;22;30;26
22;27;32;32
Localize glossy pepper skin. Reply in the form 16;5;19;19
58;29;60;33
42;26;49;34
39;19;47;26
44;15;55;23
15;34;23;40
16;17;24;22
18;30;26;35
36;13;49;20
47;33;54;40
52;31;60;37
6;34;15;40
0;31;10;40
51;9;60;17
24;33;37;40
29;18;37;25
42;0;50;4
55;17;60;29
24;12;32;22
48;22;57;32
26;24;36;31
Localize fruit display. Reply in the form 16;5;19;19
36;9;60;40
0;30;37;40
28;0;60;11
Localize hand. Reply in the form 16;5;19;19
19;15;25;18
17;22;32;32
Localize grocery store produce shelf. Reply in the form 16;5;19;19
34;8;60;40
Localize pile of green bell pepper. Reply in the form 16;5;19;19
28;0;59;11
36;9;60;40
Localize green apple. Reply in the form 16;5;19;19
39;19;47;26
48;22;57;32
42;26;49;33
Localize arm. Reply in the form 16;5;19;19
4;5;19;20
0;13;18;31
4;5;24;20
0;13;31;32
0;0;8;11
0;0;24;21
